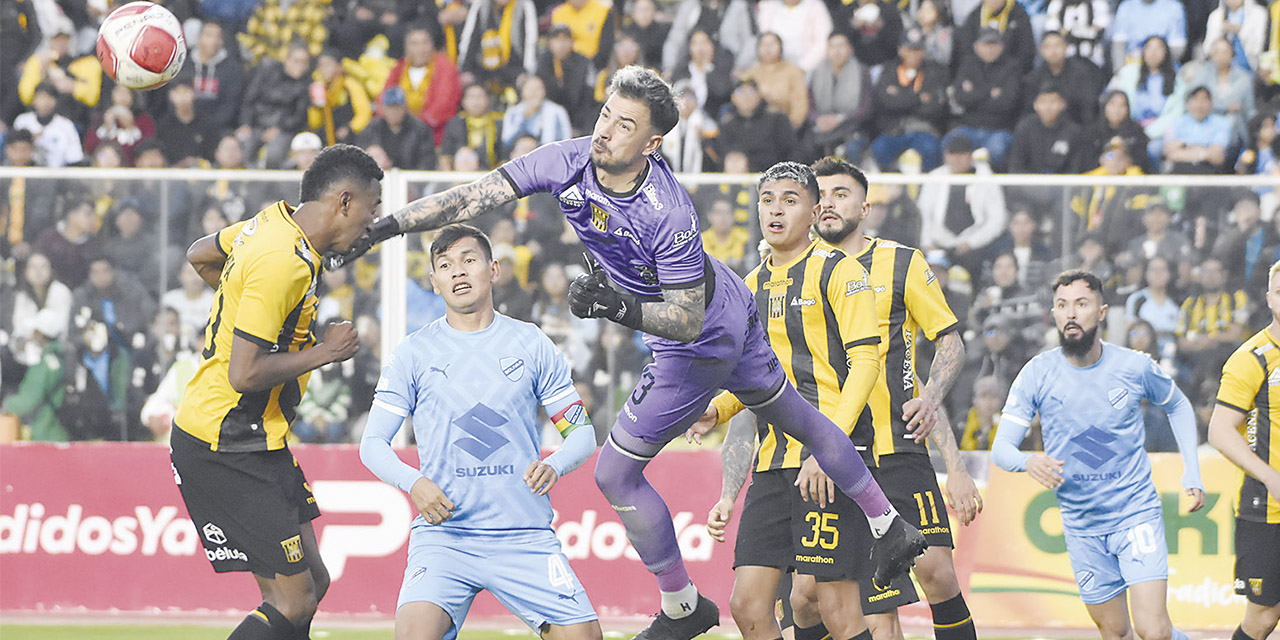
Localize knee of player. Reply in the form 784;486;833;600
1246;602;1280;630
272;593;319;624
1131;615;1171;640
788;583;819;618
912;550;960;597
728;588;774;626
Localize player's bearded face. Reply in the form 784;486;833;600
591;95;657;173
815;176;867;245
1057;321;1099;358
1053;281;1105;358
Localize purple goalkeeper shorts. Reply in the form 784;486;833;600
612;258;785;453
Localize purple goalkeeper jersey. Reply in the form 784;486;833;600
498;137;706;301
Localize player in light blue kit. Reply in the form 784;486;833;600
993;270;1205;640
359;225;602;640
333;65;925;640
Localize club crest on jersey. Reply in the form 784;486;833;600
500;357;524;381
280;535;304;563
1251;578;1264;595
769;293;785;319
1107;387;1129;409
1076;570;1095;591
558;185;585;207
591;204;609;232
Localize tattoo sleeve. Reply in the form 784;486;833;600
392;170;518;233
719;412;757;502
641;284;705;343
928;407;967;474
922;331;965;404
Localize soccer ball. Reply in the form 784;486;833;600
95;2;186;90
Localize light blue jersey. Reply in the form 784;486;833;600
995;343;1202;535
370;314;584;535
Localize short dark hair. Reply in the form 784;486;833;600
5;129;33;146
1236;189;1262;208
299;144;384;203
608;65;680;135
1187;85;1212;101
758;161;819;205
1051;269;1105;298
811;156;869;195
431;224;493;266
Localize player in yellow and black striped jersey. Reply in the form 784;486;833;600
701;162;918;640
1209;259;1280;640
810;157;980;640
170;144;383;640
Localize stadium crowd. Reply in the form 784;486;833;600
1;0;1279;452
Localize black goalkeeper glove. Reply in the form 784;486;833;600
324;216;402;271
568;257;643;329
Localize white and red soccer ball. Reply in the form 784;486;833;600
96;2;186;90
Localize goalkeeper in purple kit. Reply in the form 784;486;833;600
328;66;926;640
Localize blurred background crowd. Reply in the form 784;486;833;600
0;0;1278;455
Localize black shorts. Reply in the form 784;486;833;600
859;570;921;615
170;427;321;577
877;452;954;548
1235;518;1280;606
734;467;872;582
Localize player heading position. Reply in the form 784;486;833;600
809;157;980;640
173;144;384;639
360;224;602;640
1208;259;1280;640
330;65;925;639
994;270;1205;640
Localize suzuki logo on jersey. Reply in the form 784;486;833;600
1107;387;1129;409
500;357;524;381
591;204;610;232
452;403;510;461
1070;426;1120;469
559;185;584;207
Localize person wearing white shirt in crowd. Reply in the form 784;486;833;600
13;82;84;168
501;75;572;148
160;262;216;349
1202;0;1269;71
663;81;718;173
755;0;833;74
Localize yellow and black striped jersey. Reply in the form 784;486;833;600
852;237;959;457
1176;290;1249;338
1216;329;1280;524
742;240;880;472
174;202;321;452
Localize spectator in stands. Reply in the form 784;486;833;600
1008;82;1083;175
100;200;160;295
662;80;718;173
294;363;353;443
327;0;419;60
715;78;799;171
1163;85;1232;173
440;84;504;170
71;256;157;349
1203;0;1268;71
662;0;758;74
550;0;618;69
492;243;536;322
360;86;437;169
1236;110;1279;177
0;130;59;255
1106;36;1186;167
967;312;1032;388
131;306;183;405
864;184;923;248
534;262;599;377
59;315;133;441
1;309;68;442
383;24;462;147
743;33;809;131
870;27;948;171
237;43;313;168
622;0;670;67
160;262;214;349
803;31;869;161
139;317;199;441
669;29;735;119
844;0;905;67
1071;232;1115;286
592;36;646;104
1080;91;1154;173
1211;191;1268;291
1111;0;1188;65
946;27;1021;171
1073;138;1157;257
199;135;254;223
1043;0;1111;67
1124;199;1195;281
919;135;1008;276
969;251;1028;327
1176;256;1247;382
955;0;1036;75
182;21;244;134
0;0;41;125
756;0;833;73
537;24;597;135
317;267;375;325
456;0;540;100
1022;32;1102;126
908;0;954;67
702;198;752;275
34;200;99;290
14;82;84;168
1192;39;1255;148
84;85;155;166
156;79;217;167
17;22;101;132
6;252;72;370
985;208;1053;287
237;0;331;66
1124;255;1181;356
959;375;1004;450
307;48;373;146
283;133;323;172
501;75;572;148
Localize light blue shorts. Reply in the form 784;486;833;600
397;529;597;634
1064;515;1169;605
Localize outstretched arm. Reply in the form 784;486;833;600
392;170;519;233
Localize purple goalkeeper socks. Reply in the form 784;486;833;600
594;443;692;592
